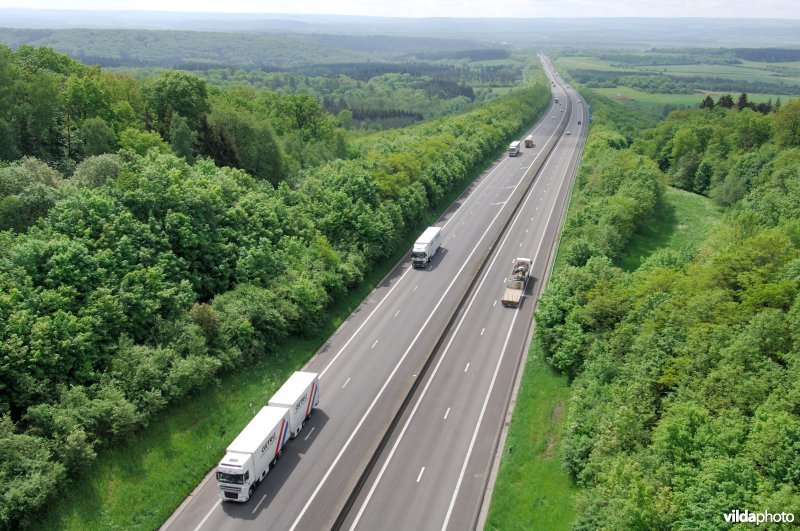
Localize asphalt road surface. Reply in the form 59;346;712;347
161;55;586;531
340;56;586;531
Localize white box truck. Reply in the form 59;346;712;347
216;406;290;502
268;371;319;438
508;140;522;157
412;226;443;268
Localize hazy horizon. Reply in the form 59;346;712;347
1;2;799;19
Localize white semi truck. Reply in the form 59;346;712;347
412;226;443;268
216;406;290;502
216;371;320;502
268;371;319;438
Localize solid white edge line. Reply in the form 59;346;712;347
347;126;564;530
193;499;220;531
317;102;553;380
290;69;570;531
289;149;546;530
441;98;582;531
440;264;522;531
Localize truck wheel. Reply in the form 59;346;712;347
248;485;254;499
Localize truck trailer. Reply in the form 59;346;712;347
216;406;290;502
268;371;319;438
501;258;533;308
412;226;443;268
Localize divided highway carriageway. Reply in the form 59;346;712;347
161;54;587;531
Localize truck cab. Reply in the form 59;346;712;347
216;406;290;502
217;452;256;502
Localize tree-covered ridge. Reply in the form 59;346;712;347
0;44;349;193
0;27;495;70
569;68;800;96
733;48;800;63
196;61;522;128
598;51;740;66
597;47;800;66
535;92;800;528
0;47;550;524
634;97;799;205
201;70;491;127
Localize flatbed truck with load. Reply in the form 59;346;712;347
501;258;532;308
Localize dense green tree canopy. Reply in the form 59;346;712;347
0;52;550;525
534;90;800;529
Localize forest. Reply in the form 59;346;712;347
598;52;741;66
599;47;800;66
733;48;800;63
0;44;550;528
0;27;494;70
569;68;800;96
533;83;800;527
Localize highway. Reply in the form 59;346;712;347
161;55;586;531
340;57;586;531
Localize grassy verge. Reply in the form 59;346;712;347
486;158;721;531
485;340;576;531
490;61;751;530
616;186;723;271
36;137;528;531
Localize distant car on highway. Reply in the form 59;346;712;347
566;131;571;135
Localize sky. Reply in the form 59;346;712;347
1;0;799;18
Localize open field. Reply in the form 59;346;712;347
635;63;800;85
556;56;629;72
556;54;800;96
616;186;723;271
592;86;792;117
